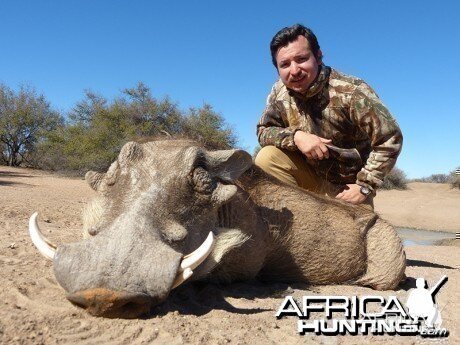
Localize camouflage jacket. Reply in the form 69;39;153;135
256;65;403;191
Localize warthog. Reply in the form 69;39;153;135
29;140;405;318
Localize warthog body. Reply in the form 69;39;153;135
31;140;405;318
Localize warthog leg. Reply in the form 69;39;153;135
353;218;406;290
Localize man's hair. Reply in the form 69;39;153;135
270;24;321;68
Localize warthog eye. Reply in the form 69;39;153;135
192;167;216;194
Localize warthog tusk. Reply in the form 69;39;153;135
180;232;215;271
171;267;193;289
171;232;215;289
29;212;57;260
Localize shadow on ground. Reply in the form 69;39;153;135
151;281;309;317
406;259;456;270
0;169;37;187
0;180;34;187
0;170;35;178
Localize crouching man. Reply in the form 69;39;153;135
256;24;403;208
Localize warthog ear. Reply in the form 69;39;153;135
206;150;252;182
85;171;105;191
118;142;143;165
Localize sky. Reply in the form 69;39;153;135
1;1;459;178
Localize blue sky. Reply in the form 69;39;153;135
1;1;459;178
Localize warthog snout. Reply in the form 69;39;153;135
67;288;153;318
29;209;216;318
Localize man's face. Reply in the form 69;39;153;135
275;35;321;94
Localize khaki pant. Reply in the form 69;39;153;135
254;146;374;208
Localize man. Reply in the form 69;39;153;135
255;24;403;207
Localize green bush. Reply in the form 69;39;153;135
182;104;237;150
0;82;239;174
33;83;238;173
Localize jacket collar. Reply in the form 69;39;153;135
287;64;331;100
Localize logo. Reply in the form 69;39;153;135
276;275;449;338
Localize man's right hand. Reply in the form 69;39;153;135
294;131;331;160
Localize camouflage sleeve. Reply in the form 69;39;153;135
350;82;403;191
256;87;298;150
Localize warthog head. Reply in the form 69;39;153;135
29;140;252;318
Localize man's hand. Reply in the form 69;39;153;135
335;184;367;204
294;131;331;160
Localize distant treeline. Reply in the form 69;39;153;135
381;167;460;190
410;171;460;189
0;83;237;174
1;82;458;189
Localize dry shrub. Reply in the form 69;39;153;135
450;167;460;189
413;174;450;183
381;167;408;190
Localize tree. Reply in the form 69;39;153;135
48;91;128;172
120;82;183;137
0;85;63;166
34;83;239;173
183;104;237;150
69;90;107;125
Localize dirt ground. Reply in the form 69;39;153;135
0;166;458;344
375;182;460;232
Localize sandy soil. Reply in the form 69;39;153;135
0;166;458;344
375;182;460;232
